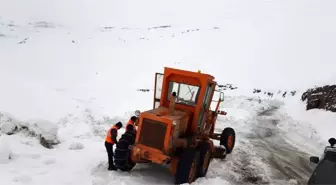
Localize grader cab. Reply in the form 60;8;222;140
114;67;235;184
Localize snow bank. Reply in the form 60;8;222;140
0;136;12;164
0;110;113;184
224;90;335;157
0;105;125;149
0;112;20;135
282;98;336;144
23;120;60;149
57;111;110;142
0;122;16;135
23;120;59;141
0;111;60;148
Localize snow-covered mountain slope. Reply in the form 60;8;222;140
1;0;336;184
1;0;336;91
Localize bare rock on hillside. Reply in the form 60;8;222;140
301;85;336;112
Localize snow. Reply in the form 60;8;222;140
277;97;336;156
0;112;21;134
0;135;12;164
26;120;59;142
283;98;336;143
68;141;85;150
1;0;336;184
1;0;336;90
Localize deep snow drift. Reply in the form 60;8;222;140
1;0;336;184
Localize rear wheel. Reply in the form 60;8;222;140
174;148;200;184
114;131;136;171
220;127;235;154
197;141;212;177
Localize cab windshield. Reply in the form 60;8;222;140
167;81;200;106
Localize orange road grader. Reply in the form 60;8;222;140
114;67;235;184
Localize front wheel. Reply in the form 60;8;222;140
197;141;212;177
220;127;235;154
174;148;200;184
114;131;136;171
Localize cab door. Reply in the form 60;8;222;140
153;72;164;109
197;83;215;132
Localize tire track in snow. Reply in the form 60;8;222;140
204;100;314;185
246;105;315;184
205;142;272;185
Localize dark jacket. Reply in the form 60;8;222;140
111;128;118;144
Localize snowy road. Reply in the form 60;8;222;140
248;106;315;184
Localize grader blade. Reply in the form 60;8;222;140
212;146;227;159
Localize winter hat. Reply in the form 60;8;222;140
116;121;123;128
130;116;137;122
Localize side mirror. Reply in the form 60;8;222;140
328;138;336;147
310;156;319;164
135;110;140;117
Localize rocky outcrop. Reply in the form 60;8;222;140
218;84;238;91
252;89;297;98
301;85;336;112
137;88;150;92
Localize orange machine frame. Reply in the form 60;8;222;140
159;67;215;133
132;67;221;164
133;112;173;164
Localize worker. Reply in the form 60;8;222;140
169;92;177;115
105;121;122;171
125;116;137;134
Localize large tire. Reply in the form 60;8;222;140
220;127;235;154
197;141;212;177
114;131;136;171
174;148;200;184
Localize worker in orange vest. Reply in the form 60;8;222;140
125;116;137;134
105;121;122;171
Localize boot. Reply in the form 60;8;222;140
108;164;117;171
